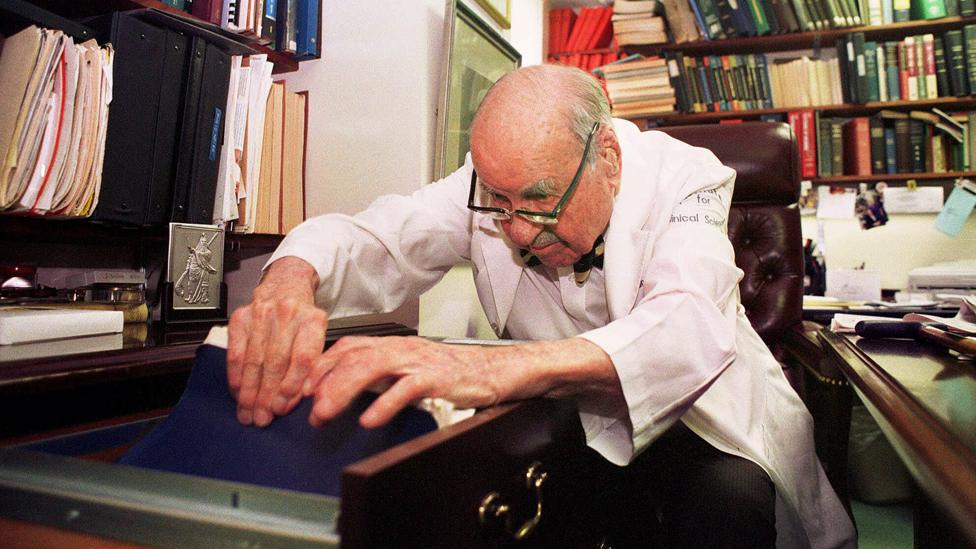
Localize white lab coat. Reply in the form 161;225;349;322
270;119;856;548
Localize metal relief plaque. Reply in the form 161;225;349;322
167;223;225;310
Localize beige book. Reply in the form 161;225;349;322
280;91;306;234
255;81;284;234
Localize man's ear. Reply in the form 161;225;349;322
599;128;621;175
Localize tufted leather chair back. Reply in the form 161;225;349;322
657;122;803;342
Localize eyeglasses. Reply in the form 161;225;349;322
467;122;599;225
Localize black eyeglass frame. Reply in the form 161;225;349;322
466;122;600;225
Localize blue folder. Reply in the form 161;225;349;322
118;345;438;497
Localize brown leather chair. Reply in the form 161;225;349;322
657;122;853;515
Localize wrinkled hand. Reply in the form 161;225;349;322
227;257;325;427
304;336;510;429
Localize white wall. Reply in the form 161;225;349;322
227;1;547;331
802;213;976;290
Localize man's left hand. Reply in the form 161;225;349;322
304;336;510;428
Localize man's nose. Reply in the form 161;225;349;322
504;216;542;248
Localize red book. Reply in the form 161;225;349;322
585;7;614;50
548;9;562;54
190;0;222;25
843;117;872;176
788;111;818;178
897;41;909;100
564;8;591;52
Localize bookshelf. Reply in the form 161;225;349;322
627;15;976;55
17;0;302;73
586;5;976;187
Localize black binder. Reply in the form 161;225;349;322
146;29;190;224
92;13;167;225
185;42;230;224
170;35;207;223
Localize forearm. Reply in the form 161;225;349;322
486;337;625;413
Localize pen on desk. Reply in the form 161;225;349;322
855;320;976;357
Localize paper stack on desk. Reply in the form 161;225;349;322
0;308;123;345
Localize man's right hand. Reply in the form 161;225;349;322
227;256;326;427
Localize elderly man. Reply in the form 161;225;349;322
227;65;854;548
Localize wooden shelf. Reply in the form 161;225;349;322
626;15;976;56
549;46;619;58
810;171;976;183
639;96;976;125
24;0;299;73
0;216;284;250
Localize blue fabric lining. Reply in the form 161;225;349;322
119;344;437;497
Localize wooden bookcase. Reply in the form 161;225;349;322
609;13;976;185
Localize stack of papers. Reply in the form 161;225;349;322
830;296;976;336
0;25;114;218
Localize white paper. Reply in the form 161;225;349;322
830;313;901;333
816;186;856;219
827;269;882;301
883;186;944;213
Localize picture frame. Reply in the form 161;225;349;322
434;0;521;179
473;0;511;29
162;223;227;323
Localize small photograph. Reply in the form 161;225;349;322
855;182;889;230
167;223;224;310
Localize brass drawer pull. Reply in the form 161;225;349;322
478;461;547;540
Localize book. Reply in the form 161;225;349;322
788;110;817;178
660;0;703;42
0;308;124;345
280;90;306;233
843;116;871;175
944;30;968;96
964;25;976;95
869;115;886;174
911;0;947;19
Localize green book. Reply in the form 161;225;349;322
944;30;969;97
911;0;947;19
745;0;772;34
789;0;816;29
933;36;950;98
965;25;976;95
695;0;728;39
864;40;880;102
962;0;975;16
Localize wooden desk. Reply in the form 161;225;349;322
0;323;611;547
818;329;976;546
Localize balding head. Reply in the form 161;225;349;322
471;65;612;166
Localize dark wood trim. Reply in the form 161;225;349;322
640;97;976;126
811;171;976;183
818;329;976;545
627;15;976;56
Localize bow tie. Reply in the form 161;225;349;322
519;234;605;285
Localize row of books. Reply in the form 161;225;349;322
837;28;976;104
666;0;972;42
0;26;113;217
0;13;307;235
664;51;775;113
603;56;679;117
162;0;319;58
788;108;975;178
660;25;976;115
